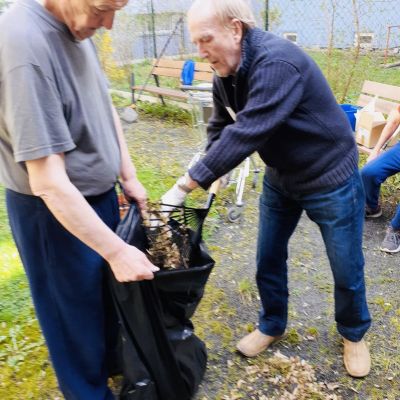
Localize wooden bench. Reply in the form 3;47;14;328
355;80;400;154
131;59;213;105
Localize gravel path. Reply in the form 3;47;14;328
124;113;400;400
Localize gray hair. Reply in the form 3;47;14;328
190;0;256;30
215;0;256;29
91;0;128;10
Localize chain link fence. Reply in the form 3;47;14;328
109;0;194;63
102;0;400;101
265;0;400;102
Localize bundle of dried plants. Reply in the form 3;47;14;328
143;203;190;270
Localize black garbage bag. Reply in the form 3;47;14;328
109;203;215;400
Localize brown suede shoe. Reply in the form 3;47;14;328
343;338;371;378
236;329;282;357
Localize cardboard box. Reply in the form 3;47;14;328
355;111;386;148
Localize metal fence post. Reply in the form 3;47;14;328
130;72;135;104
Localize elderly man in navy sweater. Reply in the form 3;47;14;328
162;0;371;377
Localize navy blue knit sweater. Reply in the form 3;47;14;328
189;28;358;194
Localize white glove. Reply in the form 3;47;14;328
161;182;188;213
144;185;186;231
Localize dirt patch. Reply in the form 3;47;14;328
123;114;399;400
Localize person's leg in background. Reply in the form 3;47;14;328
390;204;400;230
236;176;302;357
6;188;120;400
304;170;371;377
380;202;400;252
361;143;400;215
360;143;400;252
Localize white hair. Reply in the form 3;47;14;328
189;0;256;30
91;0;128;10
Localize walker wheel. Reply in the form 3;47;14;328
227;206;242;223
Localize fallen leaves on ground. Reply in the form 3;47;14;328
223;351;341;400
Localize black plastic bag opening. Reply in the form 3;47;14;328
109;203;215;400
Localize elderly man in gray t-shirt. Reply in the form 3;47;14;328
0;0;158;398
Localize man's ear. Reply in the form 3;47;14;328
231;18;244;43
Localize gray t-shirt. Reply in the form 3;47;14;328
0;0;121;196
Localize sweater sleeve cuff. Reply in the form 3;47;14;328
189;161;218;190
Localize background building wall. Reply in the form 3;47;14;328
110;0;399;61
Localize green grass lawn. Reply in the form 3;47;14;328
1;49;399;398
309;50;400;103
0;187;60;398
0;137;224;398
116;50;400;105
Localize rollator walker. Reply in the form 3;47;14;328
181;84;261;222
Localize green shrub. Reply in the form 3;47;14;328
136;101;191;125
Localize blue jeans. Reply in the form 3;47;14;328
256;170;371;342
6;188;119;400
360;142;400;230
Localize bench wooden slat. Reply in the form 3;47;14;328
152;59;212;73
355;80;400;152
150;68;213;82
151;67;213;79
152;66;182;79
132;85;188;100
361;80;400;102
195;63;213;73
132;58;213;103
193;71;214;82
356;94;399;115
154;59;185;69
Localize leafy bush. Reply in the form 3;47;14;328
136;100;191;125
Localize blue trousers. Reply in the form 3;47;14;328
360;142;400;230
256;170;371;342
6;188;120;400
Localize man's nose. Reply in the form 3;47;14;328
198;44;208;59
102;11;115;30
